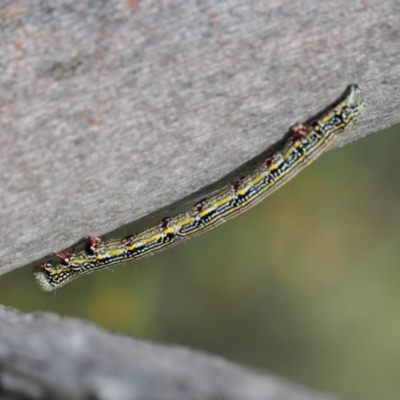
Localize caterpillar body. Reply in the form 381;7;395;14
34;84;365;291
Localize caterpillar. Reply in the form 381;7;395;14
33;84;365;291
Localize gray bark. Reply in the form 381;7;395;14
0;305;347;400
0;0;399;275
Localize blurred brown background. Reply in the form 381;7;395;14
2;123;400;400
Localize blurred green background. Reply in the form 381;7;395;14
2;124;400;400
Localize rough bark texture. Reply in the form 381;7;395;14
0;305;348;400
0;0;399;275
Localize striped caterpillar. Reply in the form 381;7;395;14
34;84;365;291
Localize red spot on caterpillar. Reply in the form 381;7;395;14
54;252;71;262
293;126;307;139
86;236;104;254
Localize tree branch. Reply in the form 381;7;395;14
0;305;347;400
0;1;399;274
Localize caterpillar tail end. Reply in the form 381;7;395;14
33;262;58;292
345;84;366;114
